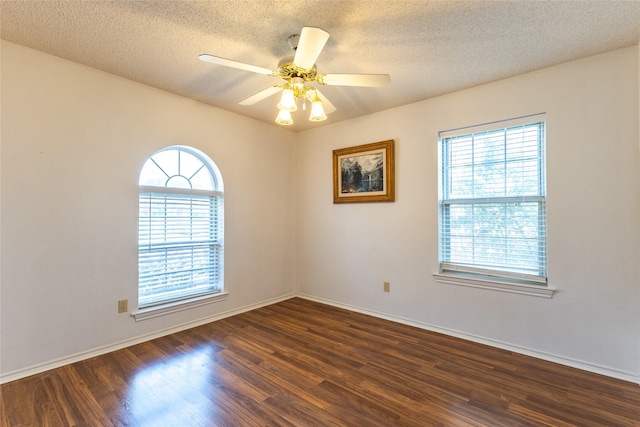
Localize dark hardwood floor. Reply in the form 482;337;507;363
2;297;639;426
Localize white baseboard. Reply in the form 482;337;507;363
3;291;638;385
296;293;640;385
0;293;295;384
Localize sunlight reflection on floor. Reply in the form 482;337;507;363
127;344;219;426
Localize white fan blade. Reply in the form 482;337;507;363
305;88;336;114
199;54;274;75
239;86;282;105
320;73;390;87
293;27;329;70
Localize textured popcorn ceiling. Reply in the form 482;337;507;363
1;1;639;131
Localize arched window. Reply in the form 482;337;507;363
138;146;224;308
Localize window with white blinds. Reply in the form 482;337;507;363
138;146;224;308
438;115;547;284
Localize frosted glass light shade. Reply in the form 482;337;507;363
277;88;297;112
309;99;327;121
275;109;293;125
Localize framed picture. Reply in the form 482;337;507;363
333;139;395;203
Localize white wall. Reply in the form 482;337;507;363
296;46;640;382
0;41;296;379
2;40;639;384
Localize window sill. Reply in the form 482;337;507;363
433;273;555;298
132;292;229;321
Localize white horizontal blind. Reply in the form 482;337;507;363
439;118;547;283
139;191;222;307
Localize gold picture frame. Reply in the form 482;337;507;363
333;140;395;203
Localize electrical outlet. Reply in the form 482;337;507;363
118;299;128;313
383;282;390;292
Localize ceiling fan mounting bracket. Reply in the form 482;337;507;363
287;34;300;50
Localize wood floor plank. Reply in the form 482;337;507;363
2;297;639;426
0;387;8;427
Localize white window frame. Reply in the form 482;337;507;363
433;114;555;298
134;146;226;320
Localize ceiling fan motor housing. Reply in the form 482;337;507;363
277;56;317;81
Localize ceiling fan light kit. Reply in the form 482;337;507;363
275;76;327;124
199;27;390;126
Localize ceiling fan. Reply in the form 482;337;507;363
199;27;390;126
